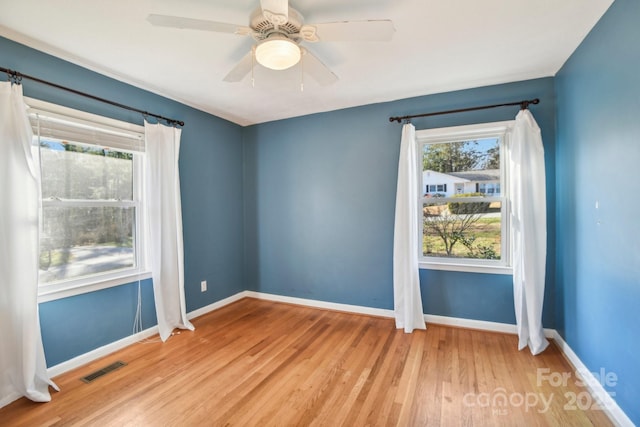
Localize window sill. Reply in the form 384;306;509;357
419;261;512;275
38;270;152;303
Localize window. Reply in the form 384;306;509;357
27;98;150;301
417;121;514;274
425;183;447;195
478;182;500;195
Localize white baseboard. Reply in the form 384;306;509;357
551;331;634;427
46;325;159;378
187;291;249;320
40;290;631;426
244;291;556;338
244;291;395;318
424;312;555;339
41;290;550;381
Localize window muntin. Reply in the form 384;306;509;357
417;121;513;273
27;97;148;299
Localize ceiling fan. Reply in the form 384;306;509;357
147;0;395;86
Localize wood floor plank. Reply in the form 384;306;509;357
0;298;614;426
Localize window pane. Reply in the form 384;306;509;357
423;200;502;260
39;139;133;200
422;137;500;198
39;206;135;283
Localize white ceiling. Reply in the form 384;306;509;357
0;0;613;126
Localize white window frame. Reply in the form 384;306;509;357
416;120;514;275
27;98;151;302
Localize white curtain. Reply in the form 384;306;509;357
0;82;58;406
508;109;549;355
144;121;194;342
393;123;427;333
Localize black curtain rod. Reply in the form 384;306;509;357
1;66;184;127
389;98;540;123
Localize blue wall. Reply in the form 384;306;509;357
40;280;157;367
555;0;639;423
1;36;245;366
244;78;557;327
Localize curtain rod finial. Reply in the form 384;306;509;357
521;98;540;110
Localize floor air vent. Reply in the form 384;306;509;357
81;361;127;383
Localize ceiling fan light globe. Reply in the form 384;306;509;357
255;37;301;70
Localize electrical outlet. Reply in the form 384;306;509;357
200;280;207;292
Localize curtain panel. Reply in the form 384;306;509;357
144;121;194;342
0;82;57;407
393;123;427;333
509;109;549;355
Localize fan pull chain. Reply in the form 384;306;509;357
251;47;256;88
300;49;304;92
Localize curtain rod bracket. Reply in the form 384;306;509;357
6;68;22;85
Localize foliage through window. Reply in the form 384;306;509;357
28;98;147;296
417;121;513;271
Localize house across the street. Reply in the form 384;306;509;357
423;169;500;197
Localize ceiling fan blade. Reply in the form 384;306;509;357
302;20;395;42
302;50;338;86
223;51;254;83
260;0;289;26
147;14;252;36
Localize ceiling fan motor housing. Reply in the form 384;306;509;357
250;6;304;40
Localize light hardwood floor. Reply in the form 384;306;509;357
1;298;612;426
